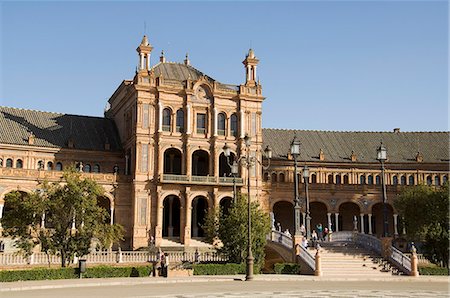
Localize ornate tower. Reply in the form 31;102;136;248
242;49;259;87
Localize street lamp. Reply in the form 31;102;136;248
377;142;389;237
223;144;239;203
303;165;311;240
239;134;272;281
290;136;301;242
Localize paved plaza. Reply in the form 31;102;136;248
2;275;449;297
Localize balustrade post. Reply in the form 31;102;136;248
410;245;419;277
314;245;322;276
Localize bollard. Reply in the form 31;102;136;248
78;259;87;278
314;245;322;276
410;245;419;277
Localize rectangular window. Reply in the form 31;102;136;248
139;197;147;225
141;144;148;172
142;104;149;129
196;113;206;134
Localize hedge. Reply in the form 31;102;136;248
418;266;449;276
274;263;301;275
0;265;153;282
192;263;261;275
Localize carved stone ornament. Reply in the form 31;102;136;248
195;85;209;101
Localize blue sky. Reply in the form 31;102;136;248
0;0;448;131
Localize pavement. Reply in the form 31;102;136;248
1;274;448;292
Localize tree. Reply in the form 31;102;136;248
394;183;449;267
1;167;124;267
208;194;270;268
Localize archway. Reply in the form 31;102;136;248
2;190;30;226
220;197;232;216
97;196;111;224
371;203;394;237
192;150;209;176
218;152;236;177
164;148;182;175
163;195;181;238
273;201;293;234
191;196;208;238
338;202;360;231
310;201;328;233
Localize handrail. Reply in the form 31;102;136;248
353;233;382;254
330;231;354;242
162;174;243;185
297;242;316;270
389;245;411;275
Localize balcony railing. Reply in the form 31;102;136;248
162;174;243;186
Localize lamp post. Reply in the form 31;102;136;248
234;134;272;281
223;144;239;203
290;136;301;240
303;165;311;240
377;142;388;237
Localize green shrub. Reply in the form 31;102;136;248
274;263;301;275
193;263;260;275
0;264;153;282
418;266;449;276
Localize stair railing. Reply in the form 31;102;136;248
353;233;382;254
389;245;411;275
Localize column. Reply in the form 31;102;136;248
302;212;306;227
110;207;114;225
213;107;218;136
155;195;163;246
393;214;399;236
327;213;332;231
186;104;191;134
402;216;406;235
41;213;45;228
334;213;339;232
140;53;144;70
0;204;3;228
368;213;373;234
158;102;163;132
360;213;365;234
184;198;192;246
239;110;245;138
146;54;150;69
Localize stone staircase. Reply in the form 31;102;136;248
309;242;395;277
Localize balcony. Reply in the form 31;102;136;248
161;174;243;186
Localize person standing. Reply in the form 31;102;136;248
316;223;323;241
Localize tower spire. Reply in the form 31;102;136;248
136;35;153;71
242;48;259;86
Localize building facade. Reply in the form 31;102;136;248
0;36;448;252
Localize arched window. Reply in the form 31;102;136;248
217;113;226;136
84;164;91;173
443;175;448;184
47;161;53;171
434;176;440;186
230;113;238;137
360;175;366;185
271;172;277;183
16;159;23;168
367;175;373;185
392;175;398;185
0;158;3;167
56;162;63;171
409;175;415;185
426;175;432;186
375;175;381;185
279;173;285;183
162;108;171;132
176;109;184;132
93;164;100;173
311;174;317;184
37;160;44;170
263;172;269;182
343;174;349;184
6;158;13;168
335;175;341;184
401;175;407;185
328;174;333;184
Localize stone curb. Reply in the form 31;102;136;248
1;275;448;292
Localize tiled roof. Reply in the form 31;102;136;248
263;128;449;164
152;62;238;90
0;106;122;151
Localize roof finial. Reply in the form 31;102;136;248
184;53;190;65
160;50;166;63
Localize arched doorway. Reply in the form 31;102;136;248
164;148;182;175
273;201;293;234
192;150;209;176
163;195;181;238
2;190;30;226
191;196;208;238
310;201;328;233
218;152;236;177
371;203;394;237
97;196;111;224
339;202;360;231
220;197;232;216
